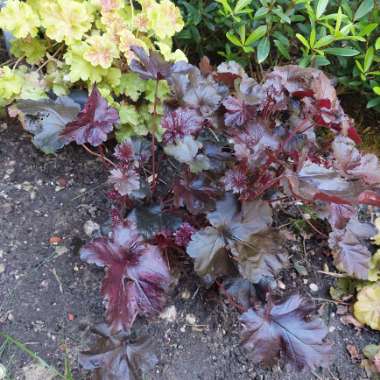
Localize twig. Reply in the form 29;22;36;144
82;144;116;167
12;56;24;71
36;44;65;73
318;270;347;278
313;297;350;306
51;268;64;294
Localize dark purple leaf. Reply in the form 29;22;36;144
128;205;182;239
328;218;376;279
223;164;249;194
222;277;256;310
187;194;281;282
173;173;221;215
80;223;172;331
129;46;171;80
79;323;157;380
108;167;141;196
233;230;288;284
240;294;332;369
174;223;196;247
61;86;119;146
162;108;203;144
114;140;135;162
223;96;256;127
14;96;80;154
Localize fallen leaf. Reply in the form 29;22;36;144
346;344;360;362
340;314;364;329
49;236;62;245
22;363;55;380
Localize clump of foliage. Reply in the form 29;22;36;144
17;48;379;376
175;0;380;109
0;0;185;147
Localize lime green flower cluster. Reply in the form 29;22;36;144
0;0;186;138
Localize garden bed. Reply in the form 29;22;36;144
0;121;378;379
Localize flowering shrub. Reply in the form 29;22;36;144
26;49;378;376
0;0;185;144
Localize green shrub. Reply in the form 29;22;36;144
175;0;380;109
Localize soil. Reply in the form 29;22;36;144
0;120;379;380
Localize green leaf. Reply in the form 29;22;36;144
354;0;374;21
257;37;270;63
324;47;360;56
373;86;380;95
238;25;246;43
355;60;364;73
274;39;290;59
314;35;334;48
299;55;312;67
296;33;310;49
375;37;380;50
226;31;243;47
245;25;267;46
234;0;251;13
335;7;342;34
309;27;316;48
367;97;380;108
358;22;378;37
254;7;268;19
315;56;330;66
364;47;374;72
316;0;329;19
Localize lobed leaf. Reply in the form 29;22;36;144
240;294;332;369
80;223;172;331
61;87;119;147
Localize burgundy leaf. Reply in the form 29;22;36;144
114;140;135;162
328;203;356;229
240;294;332;369
79;323;157;380
162;108;203;144
129;46;171;80
222;277;256;310
187;194;280;282
198;56;213;76
108;167;141;196
173;173;221;215
80;223;171;331
61;87;119;146
223;96;256;127
328;218;376;279
223;164;249;194
174;223;196;247
234;230;288;284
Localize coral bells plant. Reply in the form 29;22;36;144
10;48;380;375
51;50;380;376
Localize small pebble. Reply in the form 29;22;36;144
180;289;191;300
84;220;100;237
0;363;6;379
309;283;319;292
159;305;177;323
0;264;5;274
185;314;197;325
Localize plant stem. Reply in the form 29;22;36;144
151;78;160;193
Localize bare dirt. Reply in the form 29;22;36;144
0;121;379;380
